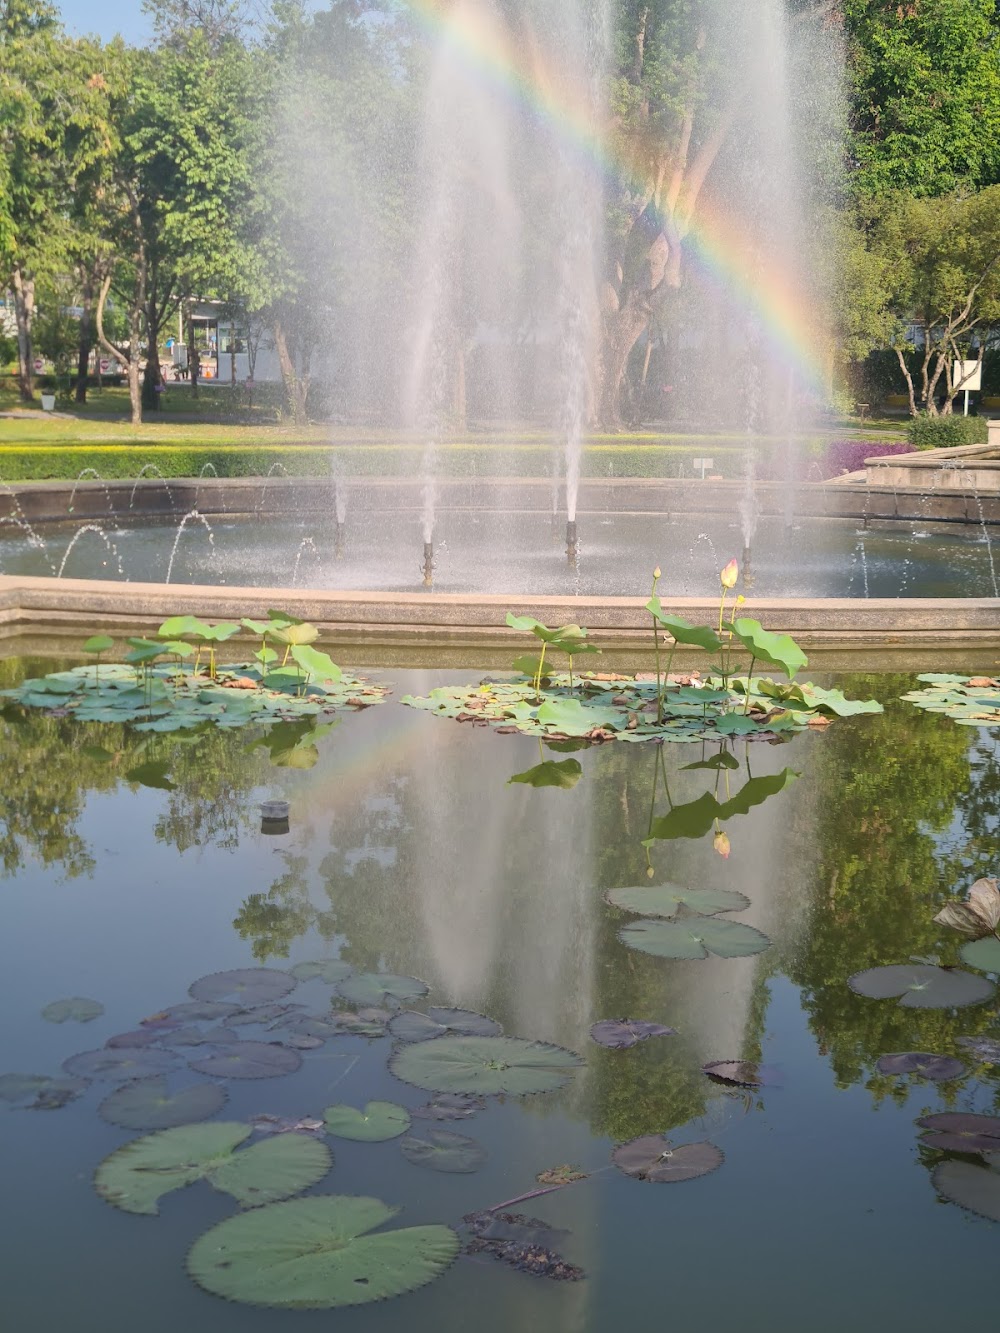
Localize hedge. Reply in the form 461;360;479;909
906;415;989;448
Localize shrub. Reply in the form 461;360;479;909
821;440;913;477
906;415;989;449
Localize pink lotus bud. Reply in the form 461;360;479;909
720;559;739;589
713;831;731;859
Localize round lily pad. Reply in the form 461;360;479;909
932;1159;1000;1222
606;884;751;918
917;1112;1000;1153
227;1003;304;1027
189;968;297;1007
611;1134;724;1183
188;1042;302;1079
590;1019;677;1049
187;1195;459;1309
290;960;355;984
388;1008;502;1043
336;973;429;1010
847;964;994;1009
94;1121;331;1215
160;1000;241;1023
389;1035;583;1096
62;1047;180;1082
875;1053;965;1081
105;1029;162;1049
619;916;771;960
960;937;1000;973
400;1128;488;1173
160;1025;240;1048
41;996;104;1024
324;1101;411;1142
98;1076;227;1130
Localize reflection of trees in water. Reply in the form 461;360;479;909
233;853;315;960
786;674;998;1107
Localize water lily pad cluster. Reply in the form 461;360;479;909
607;881;772;961
401;672;882;746
901;674;1000;726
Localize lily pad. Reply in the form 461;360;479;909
619;916;771;960
847;964;994;1009
188;1042;302;1079
389;1035;583;1096
189;968;297;1007
62;1047;180;1082
156;1000;241;1024
388;1008;503;1043
106;1029;164;1049
606;883;751;919
508;759;583;790
875;1052;965;1081
324;1101;412;1142
400;1128;488;1173
960;936;1000;973
160;1024;240;1048
410;1093;487;1121
932;1159;1000;1222
186;1195;459;1309
0;1072;88;1109
94;1121;331;1215
590;1019;677;1049
41;996;104;1024
611;1134;724;1183
336;973;429;1010
290;959;355;984
98;1076;228;1129
917;1112;1000;1153
703;1061;777;1088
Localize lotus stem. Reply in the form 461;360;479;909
743;656;757;714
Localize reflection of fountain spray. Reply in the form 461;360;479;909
128;464;174;511
331;463;348;559
165;510;216;584
291;537;321;587
56;524;124;579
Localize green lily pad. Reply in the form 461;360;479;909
98;1077;227;1129
95;1121;331;1215
535;697;623;736
62;1047;180;1081
932;1159;1000;1222
619;916;771;960
387;1008;503;1043
41;996;104;1024
399;1128;488;1173
848;964;995;1008
189;968;297;1006
606;884;751;919
389;1035;583;1096
188;1042;302;1079
961;937;1000;973
187;1195;459;1309
336;973;428;1009
732;618;808;679
290;959;355;984
323;1101;411;1142
508;759;583;789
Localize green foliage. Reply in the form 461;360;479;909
907;414;990;448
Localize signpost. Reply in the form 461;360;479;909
956;359;982;416
692;458;715;480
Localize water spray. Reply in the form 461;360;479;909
741;543;754;589
566;520;578;563
423;540;435;587
334;518;345;560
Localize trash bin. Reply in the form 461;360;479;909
41;394;56;411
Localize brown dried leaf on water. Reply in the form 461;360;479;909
934;877;1000;938
968;677;999;688
535;1164;588;1186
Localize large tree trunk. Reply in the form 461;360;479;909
96;271;142;426
273;318;308;425
11;265;36;401
75;268;96;404
142;298;162;412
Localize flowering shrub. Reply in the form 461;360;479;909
815;439;912;479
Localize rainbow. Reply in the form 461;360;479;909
393;0;830;397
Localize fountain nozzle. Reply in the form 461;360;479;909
566;519;578;563
422;540;434;587
741;543;754;589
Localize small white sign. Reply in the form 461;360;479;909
956;360;982;391
692;457;715;479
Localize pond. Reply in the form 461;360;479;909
2;658;1000;1332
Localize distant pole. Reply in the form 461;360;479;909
964;389;970;417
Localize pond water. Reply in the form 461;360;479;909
2;660;1000;1332
2;511;999;597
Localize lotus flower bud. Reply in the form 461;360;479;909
653;567;661;580
720;559;739;589
713;831;731;859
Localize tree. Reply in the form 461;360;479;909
842;0;1000;199
863;188;1000;414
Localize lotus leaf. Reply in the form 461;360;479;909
410;1093;486;1121
290;959;355;984
508;759;583;789
98;1076;227;1129
606;883;751;919
847;964;995;1008
83;634;115;653
875;1053;965;1081
227;1003;303;1027
157;1000;240;1023
189;967;297;1006
731;618;807;679
590;1019;677;1049
63;1047;180;1082
106;1029;161;1049
388;1008;503;1043
389;1035;583;1095
611;1134;724;1183
620;916;771;960
932;1159;1000;1222
187;1195;459;1308
188;1042;302;1079
324;1101;412;1142
94;1122;331;1214
160;1024;240;1048
902;676;1000;726
646;603;723;653
290;645;342;682
269;623;319;647
400;1128;488;1173
917;1112;1000;1153
336;973;428;1009
960;936;1000;972
41;996;104;1024
682;751;741;771
535;697;623;736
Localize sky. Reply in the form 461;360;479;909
57;1;154;43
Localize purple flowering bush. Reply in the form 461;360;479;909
814;439;911;479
